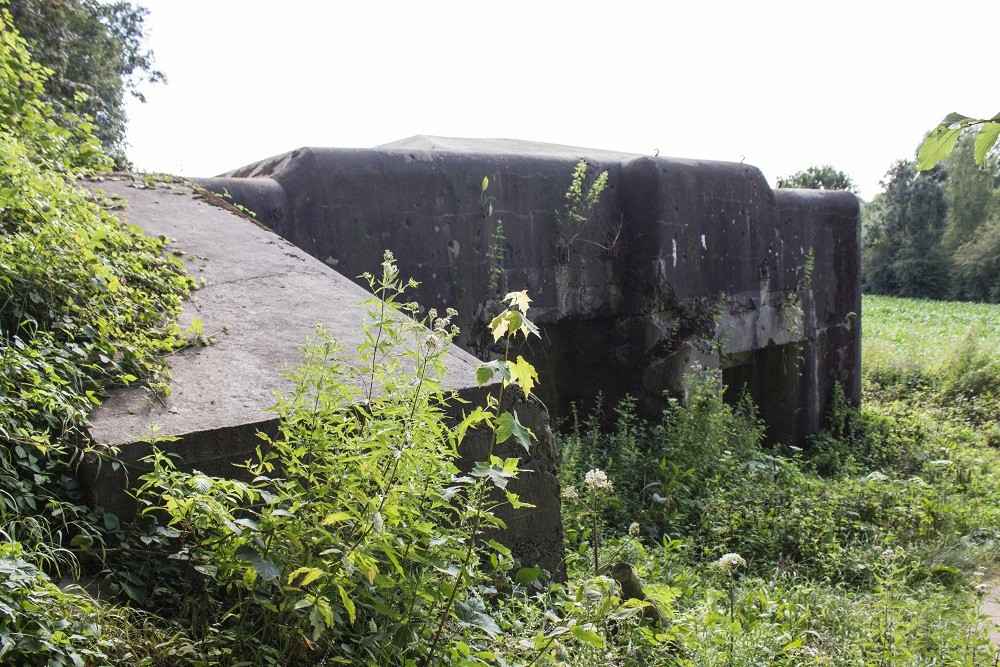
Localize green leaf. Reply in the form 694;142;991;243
504;290;532;315
569;624;605;648
287;566;324;588
455;599;501;638
337;584;356;625
476;359;510;386
471;459;516;490
507;355;539;397
495;410;535;451
322;511;352;526
235;545;280;581
514;566;541;585
974;122;1000;166
917;125;962;171
941;112;974;125
482;176;489;192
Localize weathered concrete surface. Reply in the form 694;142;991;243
83;178;564;576
196;137;861;443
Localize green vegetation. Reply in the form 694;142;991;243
777;165;858;193
919;112;1000;171
863;130;1000;302
7;0;163;167
4;7;1000;664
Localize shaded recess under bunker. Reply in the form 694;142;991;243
197;136;861;444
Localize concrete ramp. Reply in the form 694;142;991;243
83;178;564;575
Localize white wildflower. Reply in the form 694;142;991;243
584;469;613;494
717;553;746;571
561;485;579;502
864;471;889;483
629;522;641;537
975;583;992;596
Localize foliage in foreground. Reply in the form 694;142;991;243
7;0;164;167
0;12;191;665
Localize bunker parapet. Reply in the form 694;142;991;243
197;137;861;443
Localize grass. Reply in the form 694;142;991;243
863;294;1000;375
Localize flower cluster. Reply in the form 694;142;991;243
716;553;746;571
423;307;460;351
584;469;613;495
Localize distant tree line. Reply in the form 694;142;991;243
779;134;1000;303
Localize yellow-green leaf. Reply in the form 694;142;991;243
504;290;532;315
974;122;1000;166
506;355;539;397
322;511;352;526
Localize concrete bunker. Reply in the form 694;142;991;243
84;179;565;576
196;136;861;444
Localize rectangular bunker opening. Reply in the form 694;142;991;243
722;342;806;444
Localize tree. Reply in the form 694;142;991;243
941;132;997;252
776;165;859;193
862;160;950;299
6;0;163;167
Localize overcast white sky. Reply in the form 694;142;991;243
124;0;998;201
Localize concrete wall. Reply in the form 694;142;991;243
196;136;861;443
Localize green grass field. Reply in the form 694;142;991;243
863;294;1000;375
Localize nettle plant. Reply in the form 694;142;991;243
134;252;541;666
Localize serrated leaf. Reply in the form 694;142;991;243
495;410;535;451
506;356;539;397
504;290;532;315
476;360;510;386
918;125;962;171
235;545;280;581
569;624;605;648
471;460;516;489
974;122;1000;166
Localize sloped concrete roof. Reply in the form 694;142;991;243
86;178;481;450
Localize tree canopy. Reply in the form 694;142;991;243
776;165;858;194
6;0;162;167
862;160;950;299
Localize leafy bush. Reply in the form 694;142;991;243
128;262;542;665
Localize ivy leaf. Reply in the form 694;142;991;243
235;544;280;581
506;355;539;397
974;122;1000;166
495;410;535;451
